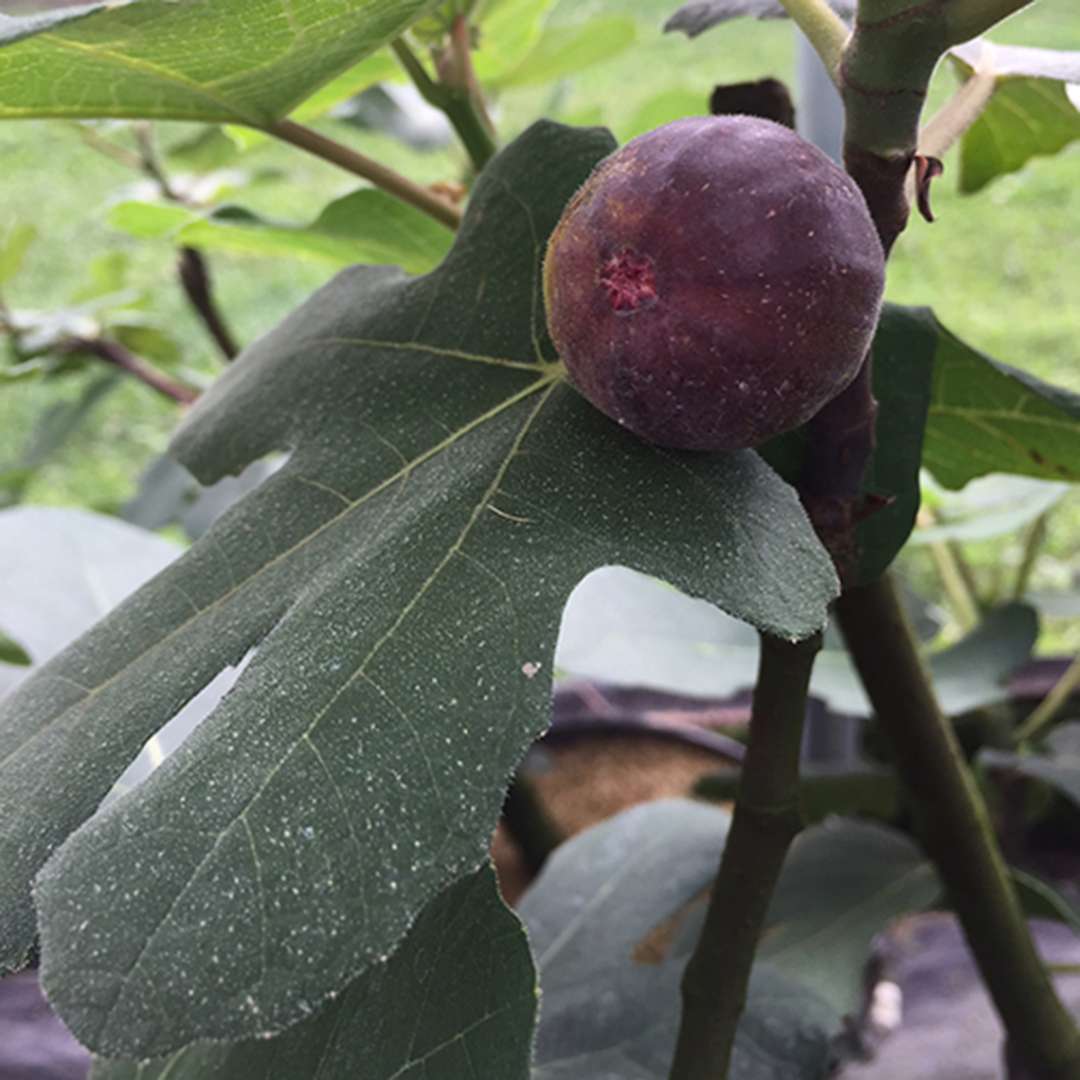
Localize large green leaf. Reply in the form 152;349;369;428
922;317;1080;490
523;801;936;1079
110;189;453;276
91;867;536;1080
951;41;1080;193
0;122;836;1057
0;0;439;124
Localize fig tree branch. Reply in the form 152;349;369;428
667;631;821;1080
836;574;1080;1079
61;337;199;405
265;119;463;230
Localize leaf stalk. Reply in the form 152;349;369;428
392;22;497;173
266;119;463;231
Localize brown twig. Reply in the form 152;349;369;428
266;119;463;230
131;125;241;362
61;337;199;405
176;247;239;360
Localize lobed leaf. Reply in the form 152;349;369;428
0;121;836;1057
0;0;441;124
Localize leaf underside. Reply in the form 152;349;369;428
0;0;441;124
923;318;1080;490
0;120;836;1058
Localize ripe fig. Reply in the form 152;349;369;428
543;115;886;451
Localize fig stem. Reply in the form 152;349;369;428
392;25;498;173
776;0;850;84
667;631;821;1080
836;574;1080;1079
264;119;463;231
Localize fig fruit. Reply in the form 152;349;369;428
543;115;886;451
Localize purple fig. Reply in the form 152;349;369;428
543;116;886;451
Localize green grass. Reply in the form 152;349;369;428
0;0;1077;645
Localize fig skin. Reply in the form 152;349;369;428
543;115;886;451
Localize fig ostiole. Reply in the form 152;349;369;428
543;115;886;452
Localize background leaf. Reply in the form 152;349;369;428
556;567;1036;719
523;801;936;1079
491;16;638;89
0;629;31;668
951;41;1080;193
982;722;1080;809
663;0;854;38
110;190;453;276
922;319;1080;489
0;222;36;285
91;867;536;1080
911;473;1070;545
0;0;440;124
1;122;836;1057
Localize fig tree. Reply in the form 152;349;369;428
543;115;886;451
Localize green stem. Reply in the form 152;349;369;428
836;574;1080;1079
668;632;821;1080
1011;512;1048;602
929;539;981;630
392;28;497;172
945;0;1035;42
777;0;850;83
265;119;462;231
1014;653;1080;746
